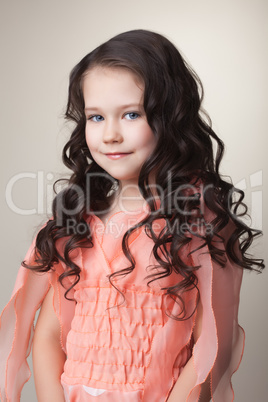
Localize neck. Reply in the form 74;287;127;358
110;179;159;213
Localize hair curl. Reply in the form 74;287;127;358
23;29;264;320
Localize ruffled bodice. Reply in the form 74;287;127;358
0;207;245;401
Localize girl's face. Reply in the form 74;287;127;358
83;67;156;189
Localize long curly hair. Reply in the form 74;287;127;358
23;29;264;320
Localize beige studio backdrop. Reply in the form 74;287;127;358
0;0;267;401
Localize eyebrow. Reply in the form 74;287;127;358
84;104;143;112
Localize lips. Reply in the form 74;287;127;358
105;152;132;159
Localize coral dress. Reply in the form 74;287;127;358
0;206;244;401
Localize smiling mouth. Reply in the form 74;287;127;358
105;152;132;159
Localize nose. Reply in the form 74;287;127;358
102;119;123;143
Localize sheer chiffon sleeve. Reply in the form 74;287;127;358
186;217;245;401
0;238;75;402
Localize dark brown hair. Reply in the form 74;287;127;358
24;29;264;319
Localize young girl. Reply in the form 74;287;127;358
0;29;264;402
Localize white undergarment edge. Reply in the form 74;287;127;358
83;385;107;396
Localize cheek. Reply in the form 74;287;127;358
85;129;98;152
139;127;156;151
128;122;155;147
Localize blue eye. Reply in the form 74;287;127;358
125;112;140;120
88;115;104;122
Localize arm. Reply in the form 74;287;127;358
167;300;211;402
32;285;66;402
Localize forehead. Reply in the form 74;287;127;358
82;66;144;96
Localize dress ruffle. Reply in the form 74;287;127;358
0;238;75;402
188;231;245;401
0;208;245;401
0;239;50;401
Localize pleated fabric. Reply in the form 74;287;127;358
0;205;244;402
